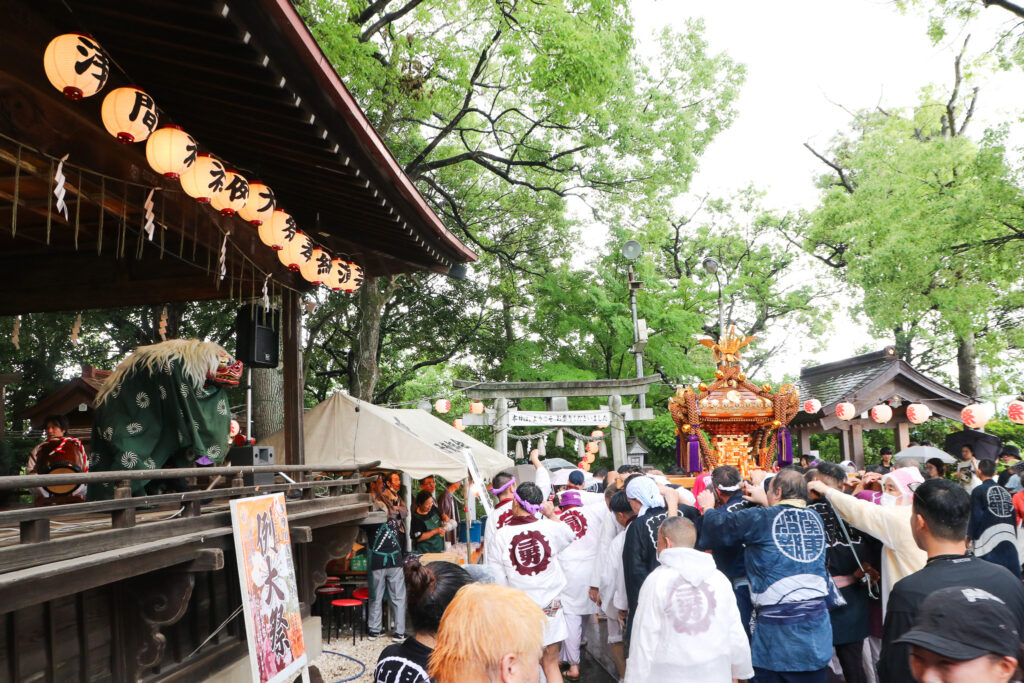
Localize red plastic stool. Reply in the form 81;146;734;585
352;586;370;636
330;598;364;645
315;586;345;634
352;586;369;601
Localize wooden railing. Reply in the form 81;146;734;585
0;462;380;546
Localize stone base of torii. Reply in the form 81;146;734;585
453;376;660;469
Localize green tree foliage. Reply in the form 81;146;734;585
897;0;1024;68
802;63;1024;396
295;0;745;402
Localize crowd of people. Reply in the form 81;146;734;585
359;444;1024;683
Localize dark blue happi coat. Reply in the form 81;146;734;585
701;503;834;673
970;479;1021;579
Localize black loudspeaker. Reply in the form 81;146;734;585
228;445;275;486
236;306;280;368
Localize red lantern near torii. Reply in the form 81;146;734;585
669;326;799;477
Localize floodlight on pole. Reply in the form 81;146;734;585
621;240;646;409
702;256;726;339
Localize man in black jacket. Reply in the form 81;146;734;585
621;475;698;644
878;478;1024;683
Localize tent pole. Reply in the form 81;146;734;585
403;472;412;552
464;479;472;564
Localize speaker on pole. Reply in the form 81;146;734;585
236;306;280;368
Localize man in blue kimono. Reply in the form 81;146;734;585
695;464;755;637
969;459;1021;579
700;468;834;683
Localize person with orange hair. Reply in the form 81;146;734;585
429;582;546;683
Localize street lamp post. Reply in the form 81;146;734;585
622;240;645;409
702;256;725;338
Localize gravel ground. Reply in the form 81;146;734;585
313;629;388;683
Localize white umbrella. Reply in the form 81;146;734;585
894;445;957;466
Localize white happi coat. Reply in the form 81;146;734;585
624;547;753;683
590;513;626;618
486;515;577;645
483;497;515;563
611;531;630;614
557;503;605;615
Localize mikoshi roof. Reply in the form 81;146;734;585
259;392;513;481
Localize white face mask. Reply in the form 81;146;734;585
880;492;901;507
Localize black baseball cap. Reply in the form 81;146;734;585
896;586;1020;660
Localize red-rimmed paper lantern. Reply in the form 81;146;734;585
145;125;197;179
584;452;596;464
260;208;295;250
906;403;932;425
277;230;311;272
323;258;347;291
43;33;110;100
229;419;240;438
585;441;600;454
469;401;484;415
210;169;249;216
597;422;609;429
238;182;275;227
434;399;451;414
101;86;158;143
1008;400;1024;425
870;404;893;424
180;154;225;204
299;246;332;286
961;403;990;429
578;461;591;472
835;402;856;421
339;261;364;293
591;430;604;438
804;398;821;414
453;418;465;431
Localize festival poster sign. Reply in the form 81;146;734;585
231;493;307;683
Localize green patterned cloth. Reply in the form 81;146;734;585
87;357;230;500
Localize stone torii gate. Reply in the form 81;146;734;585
454;376;659;469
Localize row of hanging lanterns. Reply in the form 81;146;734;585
805;396;1024;429
43;33;364;294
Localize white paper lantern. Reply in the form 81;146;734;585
586;441;600;454
322;258;346;291
591;430;604;438
43;33;109;100
434;399;451;414
101;86;158;143
210;169;249;216
145;125;197;179
180;154;225;204
453;418;465;431
277;230;311;272
906;403;932;425
870;404;893;424
1008;400;1024;425
961;403;989;429
469;401;484;415
229;419;240;437
238;181;275;226
803;398;821;414
299;246;332;285
259;208;295;250
339;261;364;293
835;402;856;421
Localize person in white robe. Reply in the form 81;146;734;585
482;449;552;563
555;490;603;680
590;489;635;682
485;481;575;683
624;516;753;683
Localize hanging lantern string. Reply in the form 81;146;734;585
0;131;358;278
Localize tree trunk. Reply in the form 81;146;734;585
251;366;284;441
956;331;980;397
893;326;913;361
349;276;393;401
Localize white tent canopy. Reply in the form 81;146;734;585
259;391;513;481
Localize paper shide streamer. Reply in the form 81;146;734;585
143;188;156;241
53;153;69;220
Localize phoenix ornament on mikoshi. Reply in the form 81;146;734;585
669;326;799;477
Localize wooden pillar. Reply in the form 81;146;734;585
281;289;305;466
851;422;865;469
799;429;811;455
493;397;508;457
894;422;910;452
610;394;627;470
838;426;849;461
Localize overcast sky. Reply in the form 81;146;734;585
622;0;1024;379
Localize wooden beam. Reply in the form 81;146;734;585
282;289;305;466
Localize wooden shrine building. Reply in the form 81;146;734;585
21;365;111;443
791;347;971;467
0;0;475;680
